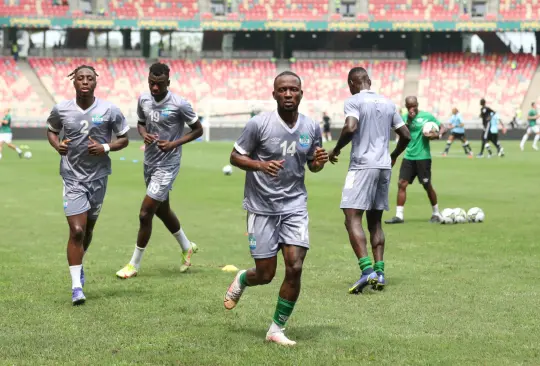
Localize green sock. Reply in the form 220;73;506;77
239;271;250;287
358;256;373;271
272;297;296;326
373;261;385;274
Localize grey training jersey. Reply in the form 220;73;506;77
344;90;405;170
234;110;322;215
47;98;130;182
137;91;198;167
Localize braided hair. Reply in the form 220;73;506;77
68;65;99;80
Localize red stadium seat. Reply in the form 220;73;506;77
369;0;459;21
239;0;328;20
499;0;540;20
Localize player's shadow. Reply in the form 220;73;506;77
228;324;338;341
86;286;148;300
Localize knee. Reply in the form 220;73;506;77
285;260;303;279
422;182;432;191
257;269;276;285
139;209;154;225
398;180;408;190
70;225;85;243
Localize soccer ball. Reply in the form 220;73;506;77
467;207;485;223
441;208;455;224
222;164;233;176
23;151;32;159
422;122;440;137
453;208;468;224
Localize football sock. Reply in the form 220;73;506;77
396;206;404;220
0;153;2;160
173;228;191;252
432;204;440;215
358;256;373;273
373;261;385;275
485;144;493;155
443;141;451;153
462;142;471;154
272;297;296;327
533;134;540;147
15;147;22;154
129;246;145;269
239;270;250;287
69;265;82;289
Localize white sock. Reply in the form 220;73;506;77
533;134;540;147
432;204;440;215
521;134;528;147
0;153;2;160
69;265;82;289
15;147;22;153
173;228;192;252
268;321;282;333
129;246;145;269
396;206;404;220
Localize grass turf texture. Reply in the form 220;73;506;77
1;140;539;365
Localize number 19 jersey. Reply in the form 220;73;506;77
234;110;322;215
47;99;130;182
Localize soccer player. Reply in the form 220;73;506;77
477;98;496;158
519;102;540;151
46;65;130;305
442;108;473;157
223;71;328;346
482;111;506;157
328;67;411;293
116;63;203;279
385;96;445;224
322;112;332;142
0;108;23;160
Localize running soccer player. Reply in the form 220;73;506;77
442;108;473;157
116;63;203;279
385;96;445;224
328;67;411;293
481;111;506;158
0;108;23;160
46;65;130;305
322;112;332;142
519;102;540;151
477;98;495;158
223;71;328;346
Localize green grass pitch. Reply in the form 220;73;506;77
1;140;539;365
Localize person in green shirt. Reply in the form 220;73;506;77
0;108;23;160
519;102;539;151
385;96;446;224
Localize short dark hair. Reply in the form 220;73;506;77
480;98;486;105
274;71;301;86
532;102;536;107
348;67;369;81
149;62;170;77
68;65;98;80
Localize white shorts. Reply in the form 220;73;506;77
0;133;12;143
340;169;392;211
526;126;540;134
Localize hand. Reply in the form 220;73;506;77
329;148;340;164
88;137;106;156
157;140;177;152
311;147;329;169
259;160;285;177
425;131;439;140
58;139;70;156
143;132;158;145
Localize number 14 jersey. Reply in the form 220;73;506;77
234;110;322;215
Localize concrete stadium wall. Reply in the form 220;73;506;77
12;127;528;141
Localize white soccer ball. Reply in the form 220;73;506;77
23;151;32;159
441;208;456;224
422;122;440;136
467;207;485;223
222;164;233;176
453;208;468;224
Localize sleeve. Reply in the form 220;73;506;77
344;97;359;120
137;97;146;124
233;118;259;155
46;105;62;133
111;105;130;137
458;114;463;125
392;109;406;130
179;101;198;126
307;124;322;161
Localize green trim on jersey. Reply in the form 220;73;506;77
402;111;440;160
0;114;11;133
528;109;537;127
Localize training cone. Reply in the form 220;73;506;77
222;265;239;273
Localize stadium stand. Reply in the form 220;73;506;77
417;53;539;122
108;0;199;19
368;0;459;21
499;0;540;20
0;58;46;120
0;0;70;16
238;0;328;20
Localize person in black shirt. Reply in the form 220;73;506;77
322;112;332;142
478;98;495;158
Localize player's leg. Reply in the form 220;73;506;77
520;128;531;151
460;135;473;156
533;129;540;150
66;212;88;305
417;160;441;222
224;213;279;309
442;134;455;155
0;140;4;160
386;159;413;224
367;210;385;290
478;129;489;157
6;142;22;157
489;133;503;156
155;197;198;272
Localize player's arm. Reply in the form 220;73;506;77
307;125;328;173
89;106;130;156
170;120;203;149
330;98;358;164
46;106;69;155
390;111;411;166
